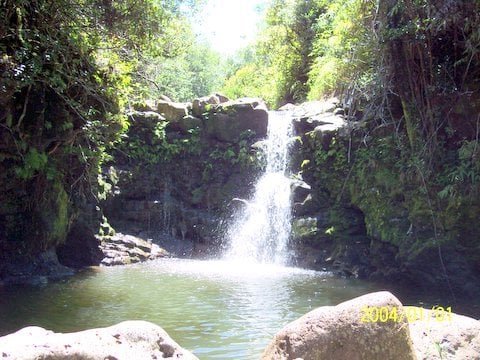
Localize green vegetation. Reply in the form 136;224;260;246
222;0;375;108
134;19;226;102
217;0;480;289
0;0;224;259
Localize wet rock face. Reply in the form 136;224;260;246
103;95;268;258
57;220;104;269
261;291;417;360
0;320;199;360
1;248;74;286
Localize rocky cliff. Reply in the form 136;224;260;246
98;95;269;260
286;99;480;301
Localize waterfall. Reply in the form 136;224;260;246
226;111;293;265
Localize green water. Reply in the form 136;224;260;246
0;258;389;358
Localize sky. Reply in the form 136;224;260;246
192;0;268;56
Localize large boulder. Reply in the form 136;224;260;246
261;291;417;360
126;111;166;145
128;110;165;125
206;97;268;142
132;99;156;112
290;179;311;203
166;115;202;134
156;100;191;122
0;320;198;359
408;306;480;360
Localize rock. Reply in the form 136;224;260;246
126;111;166;147
293;193;322;217
192;94;221;117
0;320;198;359
293;112;346;136
132;99;156;112
278;103;296;111
261;291;417;360
292;116;317;134
150;243;169;259
310;117;347;150
291;217;319;241
408;306;480;360
312;113;347;132
206;97;268;142
213;92;229;103
291;99;338;118
57;220;104;268
156;100;191;122
287;98;344;136
1;248;74;286
166;115;202;134
128;110;165;124
290;179;311;203
100;233;169;266
251;140;267;150
159;94;172;102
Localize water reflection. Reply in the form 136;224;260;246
0;258;378;359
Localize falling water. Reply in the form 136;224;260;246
226;111;293;265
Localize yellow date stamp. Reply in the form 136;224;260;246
360;305;453;323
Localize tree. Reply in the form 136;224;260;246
222;0;327;107
0;0;203;259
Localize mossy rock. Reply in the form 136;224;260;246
292;217;319;240
205;98;268;143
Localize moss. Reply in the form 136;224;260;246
46;180;70;247
292;217;319;241
99;215;115;238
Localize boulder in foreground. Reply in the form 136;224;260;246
0;320;198;360
261;291;416;360
407;306;480;360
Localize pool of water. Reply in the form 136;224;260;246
0;258;459;359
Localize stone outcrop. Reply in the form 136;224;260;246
103;95;267;259
261;291;417;360
100;233;169;266
57;220;105;269
206;97;269;142
288;97;480;298
286;99;372;278
192;93;228;117
156;100;191;122
0;320;198;359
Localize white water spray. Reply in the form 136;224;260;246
226;111;293;265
